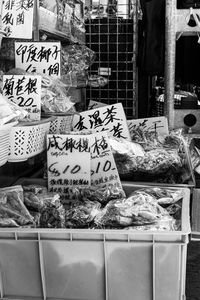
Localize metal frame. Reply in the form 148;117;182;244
165;0;200;129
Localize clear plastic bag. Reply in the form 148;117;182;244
23;185;65;228
0;186;34;227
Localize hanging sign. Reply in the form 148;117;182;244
2;75;41;121
15;42;61;77
88;100;107;110
127;116;169;138
1;0;34;38
72;103;131;141
47;134;91;199
90;132;122;188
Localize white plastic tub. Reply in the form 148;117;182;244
0;183;191;300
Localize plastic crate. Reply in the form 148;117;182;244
0;183;190;300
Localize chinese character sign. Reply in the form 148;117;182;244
90;132;122;188
1;0;34;38
15;42;61;77
47;134;91;197
127;116;169;139
72;103;131;141
2;75;41;121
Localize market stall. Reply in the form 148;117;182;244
0;0;199;300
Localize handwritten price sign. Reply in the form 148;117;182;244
15;42;61;77
1;0;34;38
72;103;131;141
2;75;41;121
90;132;122;188
47;134;91;196
127;116;169;139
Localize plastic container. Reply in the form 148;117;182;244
43;113;74;134
8;118;52;162
0;121;18;167
0;182;191;300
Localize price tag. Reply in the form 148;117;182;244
73;103;131;141
47;134;91;198
90;132;122;188
127;116;169;138
15;42;61;78
2;75;41;121
1;0;34;38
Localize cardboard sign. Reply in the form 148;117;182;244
127;116;169;138
2;75;41;121
90;132;122;188
73;103;131;141
1;0;34;38
47;134;91;198
15;42;61;77
88;100;107;110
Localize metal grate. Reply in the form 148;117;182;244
85;0;138;118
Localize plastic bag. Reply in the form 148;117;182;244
78;184;126;205
41;75;75;113
0;93;27;125
94;187;182;230
0;186;34;227
65;199;101;228
23;185;65;228
111;129;193;184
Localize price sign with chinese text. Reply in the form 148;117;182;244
15;42;61;77
127;116;169;138
47;134;91;198
72;103;131;141
1;0;34;38
90;132;122;189
2;75;41;121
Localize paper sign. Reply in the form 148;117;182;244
90;132;122;188
88;100;107;110
2;75;41;121
47;134;91;199
15;42;61;77
73;103;131;141
127;116;169;138
1;0;34;38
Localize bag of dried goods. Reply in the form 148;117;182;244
65;199;101;228
23;185;65;228
0;186;34;227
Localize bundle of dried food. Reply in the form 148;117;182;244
23;185;65;228
94;191;170;228
78;184;126;205
0;186;34;227
134;187;183;206
65;199;101;228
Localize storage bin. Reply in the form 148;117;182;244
0;183;191;300
0;121;17;167
8;118;52;162
43;113;74;134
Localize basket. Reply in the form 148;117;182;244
42;113;74;133
0;121;18;167
8;118;52;162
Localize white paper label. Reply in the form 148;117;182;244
2;75;41;121
1;0;34;38
128;116;169;138
15;42;61;77
47;134;91;199
73;103;131;141
90;132;122;188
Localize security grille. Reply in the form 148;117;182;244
85;0;138;118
